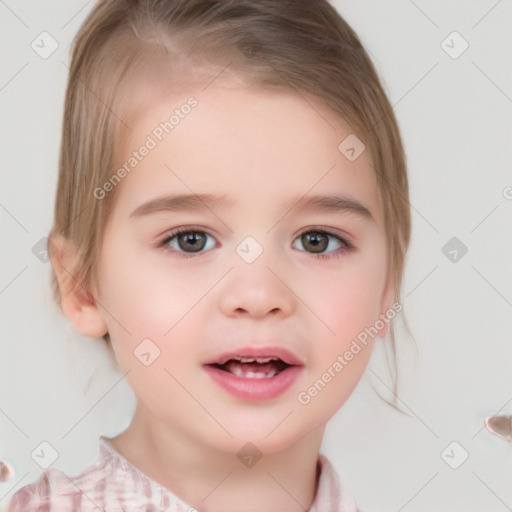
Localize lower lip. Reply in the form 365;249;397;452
203;365;303;401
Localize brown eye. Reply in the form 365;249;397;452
292;230;352;258
300;232;329;253
177;232;207;252
162;229;215;254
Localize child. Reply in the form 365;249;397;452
6;0;411;510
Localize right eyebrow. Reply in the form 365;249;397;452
129;193;235;218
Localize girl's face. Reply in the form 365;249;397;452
93;81;392;453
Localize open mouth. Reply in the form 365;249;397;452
209;357;291;379
204;349;304;400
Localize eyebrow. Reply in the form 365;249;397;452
130;194;235;218
286;194;374;222
129;193;374;222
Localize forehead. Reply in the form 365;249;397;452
111;77;381;223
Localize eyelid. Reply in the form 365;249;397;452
295;225;355;245
160;226;213;238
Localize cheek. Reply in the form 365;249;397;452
95;243;221;382
96;240;197;335
294;259;385;417
298;254;387;348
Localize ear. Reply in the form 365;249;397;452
377;271;396;339
49;234;108;338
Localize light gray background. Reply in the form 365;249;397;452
1;1;511;511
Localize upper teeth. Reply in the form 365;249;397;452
233;357;278;363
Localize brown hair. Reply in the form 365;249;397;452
49;0;412;406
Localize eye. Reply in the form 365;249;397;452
159;228;216;257
157;227;354;260
292;229;353;259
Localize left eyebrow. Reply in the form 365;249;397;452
129;193;374;222
286;194;375;223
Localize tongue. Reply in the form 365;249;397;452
222;360;287;379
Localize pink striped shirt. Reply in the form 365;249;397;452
4;436;360;511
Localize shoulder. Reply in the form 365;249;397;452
4;467;81;511
2;437;187;512
3;441;113;512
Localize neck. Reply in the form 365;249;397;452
109;403;325;512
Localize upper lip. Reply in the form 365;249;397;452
206;346;304;367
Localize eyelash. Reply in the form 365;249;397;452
157;226;355;260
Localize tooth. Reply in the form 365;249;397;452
230;365;279;379
256;357;273;363
234;357;278;364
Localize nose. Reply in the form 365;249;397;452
218;257;296;319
